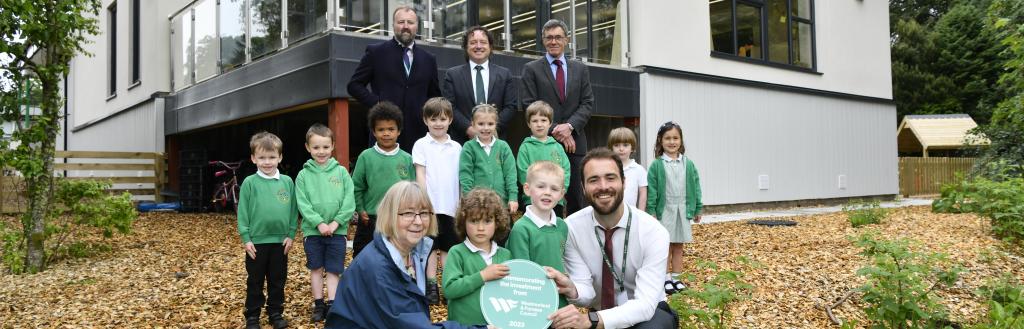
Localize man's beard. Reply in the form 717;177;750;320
587;188;624;215
396;29;415;45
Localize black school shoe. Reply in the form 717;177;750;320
311;299;326;322
426;279;441;305
245;316;261;329
269;313;289;329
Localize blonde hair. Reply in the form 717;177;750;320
526;161;565;185
471;104;499;123
376;181;439;238
305;123;334;143
525;100;554;122
607;127;637;150
455;188;510;242
249;131;283;155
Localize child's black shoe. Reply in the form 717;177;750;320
269;313;289;329
425;279;441;305
311;299;326;322
245;316;261;329
324;300;334;319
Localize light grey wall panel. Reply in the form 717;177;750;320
639;73;897;206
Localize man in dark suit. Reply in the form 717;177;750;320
441;26;518;144
347;5;441;152
521;19;594;214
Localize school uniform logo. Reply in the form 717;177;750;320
550;150;560;161
276;188;290;204
397;164;410;178
329;175;342;187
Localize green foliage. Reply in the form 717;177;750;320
971;0;1024;175
844;200;889;228
0;179;136;274
971;276;1024;328
933;161;1024;247
669;258;755;329
852;233;964;329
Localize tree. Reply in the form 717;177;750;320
0;0;102;273
973;0;1024;175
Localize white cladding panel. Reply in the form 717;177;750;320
65;98;165;153
639;73;897;206
628;0;893;99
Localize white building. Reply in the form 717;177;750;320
64;0;897;208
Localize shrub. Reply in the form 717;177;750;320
852;233;963;329
971;276;1024;328
844;200;888;228
669;258;755;329
933;161;1024;247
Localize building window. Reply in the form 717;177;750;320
108;2;117;96
131;0;140;84
709;0;815;69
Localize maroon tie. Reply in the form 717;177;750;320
554;59;566;103
601;226;618;310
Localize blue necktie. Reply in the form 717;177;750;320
403;47;412;77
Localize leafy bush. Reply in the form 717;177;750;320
669;258;755;329
933;161;1024;247
0;179;136;273
971;276;1024;328
852;233;963;329
844;200;889;228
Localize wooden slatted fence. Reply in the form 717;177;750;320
898;157;976;197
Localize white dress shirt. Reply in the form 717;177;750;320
469;60;490;103
464;239;500;265
524;205;558;228
563;205;669;329
412;134;462;217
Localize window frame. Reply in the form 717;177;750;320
710;0;817;72
108;1;117;98
130;0;140;85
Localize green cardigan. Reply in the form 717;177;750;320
646;156;703;219
442;243;513;326
459;138;518;202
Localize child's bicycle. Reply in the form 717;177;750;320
209;160;242;212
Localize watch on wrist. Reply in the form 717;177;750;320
588;311;599;329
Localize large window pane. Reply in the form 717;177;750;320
432;0;467;44
592;0;620;64
766;0;787;64
793;0;810;19
345;0;383;34
220;0;247;72
510;0;540;56
288;0;328;42
478;0;505;51
709;0;733;54
550;0;586;58
251;0;282;59
791;21;812;68
736;4;761;59
194;0;219;82
172;12;193;90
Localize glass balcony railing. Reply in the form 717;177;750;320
170;0;626;91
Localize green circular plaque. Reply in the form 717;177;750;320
479;259;559;329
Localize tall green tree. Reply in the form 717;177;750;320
974;0;1024;174
0;0;102;273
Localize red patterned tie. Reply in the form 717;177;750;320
601;227;618;310
554;59;566;103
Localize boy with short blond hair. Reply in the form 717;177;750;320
608;127;648;210
295;123;355;322
506;161;569;307
516;100;571;215
412;97;462;305
238;131;298;329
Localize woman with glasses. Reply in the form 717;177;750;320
325;181;493;329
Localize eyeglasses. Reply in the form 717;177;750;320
398;211;434;222
543;35;566;42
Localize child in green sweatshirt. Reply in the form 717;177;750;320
295;124;355;322
442;188;512;326
459;104;518;215
506;161;569;308
516;101;571;216
352;102;415;257
237;132;298;329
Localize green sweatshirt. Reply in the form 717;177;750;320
506;213;569;307
237;173;299;244
459;138;517;202
352;147;415;215
442;243;512;326
646;156;703;219
516;136;571;205
296;158;356;237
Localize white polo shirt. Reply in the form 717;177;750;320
563;204;669;329
622;159;648;209
412;134;462;217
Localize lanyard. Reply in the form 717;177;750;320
593;209;632;292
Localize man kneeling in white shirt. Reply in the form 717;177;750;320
544;148;678;329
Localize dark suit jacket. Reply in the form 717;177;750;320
347;39;441;152
441;62;519;143
521;57;594;156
